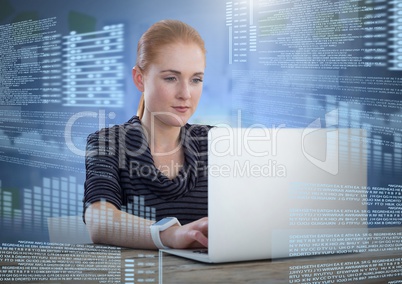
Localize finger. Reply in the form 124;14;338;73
193;217;208;231
188;229;208;248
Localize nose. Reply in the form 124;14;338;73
177;81;191;100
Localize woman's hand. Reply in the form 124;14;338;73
160;217;208;249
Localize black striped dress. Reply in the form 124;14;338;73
83;116;211;225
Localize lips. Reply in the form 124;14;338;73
172;106;190;113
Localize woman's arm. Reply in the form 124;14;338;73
85;201;208;249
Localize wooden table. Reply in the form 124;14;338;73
121;248;402;284
1;241;401;283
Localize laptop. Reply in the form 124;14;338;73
162;127;367;263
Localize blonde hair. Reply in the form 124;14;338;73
135;19;206;119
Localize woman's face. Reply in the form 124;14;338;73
137;42;205;129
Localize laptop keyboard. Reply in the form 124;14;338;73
192;249;208;254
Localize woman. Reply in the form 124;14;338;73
83;20;210;249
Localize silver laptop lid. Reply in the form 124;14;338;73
208;127;367;262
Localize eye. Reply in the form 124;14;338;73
192;78;203;84
164;76;177;82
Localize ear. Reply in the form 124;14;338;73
132;66;145;92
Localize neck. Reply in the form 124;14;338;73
141;115;183;156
